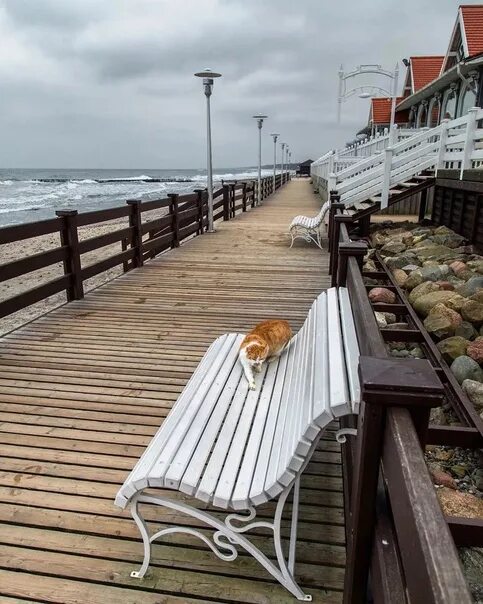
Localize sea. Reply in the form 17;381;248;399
0;167;274;227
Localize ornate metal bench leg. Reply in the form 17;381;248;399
288;475;301;575
335;428;358;443
130;494;152;579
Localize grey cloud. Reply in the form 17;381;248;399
0;0;479;168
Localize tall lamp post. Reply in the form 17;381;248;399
280;142;286;184
194;68;222;232
252;114;267;205
285;145;290;177
270;133;279;192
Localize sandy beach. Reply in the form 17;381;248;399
0;207;169;336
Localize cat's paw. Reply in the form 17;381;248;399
249;382;256;390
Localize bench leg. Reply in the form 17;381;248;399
128;486;311;601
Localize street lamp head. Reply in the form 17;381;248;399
195;68;222;97
253;113;268;129
358;92;372;98
270;133;280;141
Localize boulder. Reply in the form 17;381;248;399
431;233;465;248
404;270;423;290
462;379;483;411
380;241;406;257
385;254;417;270
455;321;478;341
414;244;458;262
450;260;467;275
466;259;483;274
467;338;483;365
419;264;450;282
425;305;462;339
436;336;468;362
408;281;440;304
363;259;377;272
434;281;455;291
391;268;408;287
368;287;396;304
450;355;483;384
401;264;421;272
412;291;461;317
456;275;483;298
374;311;387;328
461;300;483;325
371;231;387;247
470;290;483;304
443;294;467;312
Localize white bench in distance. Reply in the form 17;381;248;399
115;287;360;601
289;201;330;249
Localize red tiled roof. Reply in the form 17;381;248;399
461;5;483;57
371;97;408;124
410;56;445;91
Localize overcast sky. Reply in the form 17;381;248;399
0;0;478;169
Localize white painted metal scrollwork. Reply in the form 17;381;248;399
335;427;358;443
129;480;312;601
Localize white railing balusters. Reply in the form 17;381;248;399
436;119;450;175
460;107;479;178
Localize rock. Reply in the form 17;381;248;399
402;264;420;272
404;270;423;290
432;447;454;462
385;254;417;270
466;259;483;274
467;338;483;364
380;241;406;257
456;275;483;298
391;349;410;358
413;291;461;317
431;233;465;248
462;379;483;411
450;355;483;384
419;264;450;282
436;336;468;362
461;300;483;325
450;260;467;275
443;294;466;312
385;322;410;330
434;281;454;291
391;268;408;287
408;281;440;304
459;548;483;603
434;225;453;235
363;259;377;272
414;244;458;262
425;307;462;339
409;345;424;358
374;311;387;328
455;321;478;341
371;231;387;247
381;312;396;324
430;407;448;425
429;465;457;489
470;290;483;304
368;287;396;304
364;277;379;286
450;464;468;478
437;487;483;518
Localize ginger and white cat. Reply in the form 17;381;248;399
239;320;292;390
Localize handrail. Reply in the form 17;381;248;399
0;173;290;320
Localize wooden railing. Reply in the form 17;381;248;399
327;203;477;602
0;173;289;320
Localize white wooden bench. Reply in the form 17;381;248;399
115;287;360;601
289;201;330;249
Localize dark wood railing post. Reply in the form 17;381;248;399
55;210;83;301
194;188;205;234
230;183;236;218
331;215;355;286
222;185;230;220
336;240;367;288
328;203;345;276
251;182;256;208
167;193;180;248
327;191;341;252
343;356;444;604
242;183;247;212
126;199;144;268
418;187;428;222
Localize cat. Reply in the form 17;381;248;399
239;320;292;390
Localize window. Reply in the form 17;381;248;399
457;84;477;118
441;87;457;120
416;103;428;127
427;97;441;127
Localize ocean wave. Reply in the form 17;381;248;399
0;180;14;186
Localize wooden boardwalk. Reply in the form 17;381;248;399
0;180;345;603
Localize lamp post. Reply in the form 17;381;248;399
270;133;279;192
288;150;292;176
252;114;267;205
194;68;222;232
285;145;290;178
280;142;286;184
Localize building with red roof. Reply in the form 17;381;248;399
362;5;483;134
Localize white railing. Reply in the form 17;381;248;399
311;107;483;208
